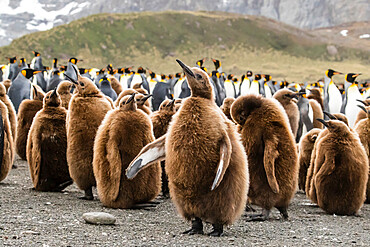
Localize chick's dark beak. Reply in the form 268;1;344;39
50;87;58;98
126;92;136;104
176;59;195;78
323;111;336;120
317;118;329;128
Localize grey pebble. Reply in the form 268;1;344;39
82;212;116;225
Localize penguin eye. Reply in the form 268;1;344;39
196;74;202;80
80;82;85;87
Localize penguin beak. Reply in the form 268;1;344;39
357;105;368;114
126;93;136;104
64;73;78;85
176;59;195;78
333;71;343;75
33;70;42;75
356;99;368;106
50;87;58;98
168;98;176;107
317;118;329;128
323;111;336;120
141;94;152;103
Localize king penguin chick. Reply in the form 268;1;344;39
108;76;123;96
26;88;72;191
126;60;248;237
114;89;137;108
220;97;235;122
133;82;148;95
298;128;321;192
312;119;368;215
307;88;324;110
1;79;12;93
56;81;73;110
355;99;370;125
0;83;16;141
151;99;176;197
15;86;44;160
231;94;298;221
135;93;152;115
231;95;298;220
273;89;300;138
0;100;14;182
354;105;370;203
306;112;350;202
65;66;112;200
93;93;161;208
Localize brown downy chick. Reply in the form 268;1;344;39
0;83;16;141
354;105;370;203
108;76;123;96
66;69;112;200
115;88;137;107
231;94;298;221
298;128;321;192
150;99;176;197
0;100;14;182
273;89;300;137
93;93;161;208
175;99;182;111
312;119;368;215
135;94;152;115
306;112;350;202
15;86;45;160
1;79;12;93
133;82;148;95
26;88;72;191
307;88;324;110
354;99;370;126
126;60;248;237
56;81;73;109
220;97;235;122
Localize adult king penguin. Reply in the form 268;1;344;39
323;69;342;114
126;60;248;237
341;73;362;127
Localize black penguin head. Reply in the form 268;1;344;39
175;72;181;78
20;58;26;64
78;68;88;75
263;74;271;81
44;87;61;107
21;68;41;79
212;58;221;70
149;70;156;78
345;73;361;83
125;66;133;73
196;58;205;67
32;51;40;57
325;69;342;78
176;59;214;100
137;67;144;74
69;57;81;65
247;70;253;77
231;94;263;125
227;74;234;80
53;58;58;66
6;57;17;63
119;93;137;111
254;74;261;81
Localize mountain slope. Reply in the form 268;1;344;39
0;11;369;82
0;0;369;46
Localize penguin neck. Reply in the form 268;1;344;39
324;75;332;86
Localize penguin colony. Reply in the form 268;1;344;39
0;53;369;237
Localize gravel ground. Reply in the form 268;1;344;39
0;156;369;246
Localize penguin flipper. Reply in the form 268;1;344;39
263;135;280;194
126;135;166;179
211;132;232;191
27;126;42;188
106;134;123;202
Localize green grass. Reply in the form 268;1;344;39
1;11;369;82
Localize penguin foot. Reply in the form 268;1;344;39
276;206;289;220
182;218;204;235
245;204;256;212
57;180;73;192
208;224;223;237
79;188;94;200
245;209;270;222
12;164;18;169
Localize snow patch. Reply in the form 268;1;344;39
0;29;6;37
0;0;90;31
340;30;348;36
359;34;370;39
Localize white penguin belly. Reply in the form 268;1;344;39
224;81;235;98
248;81;259;96
328;84;342;114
